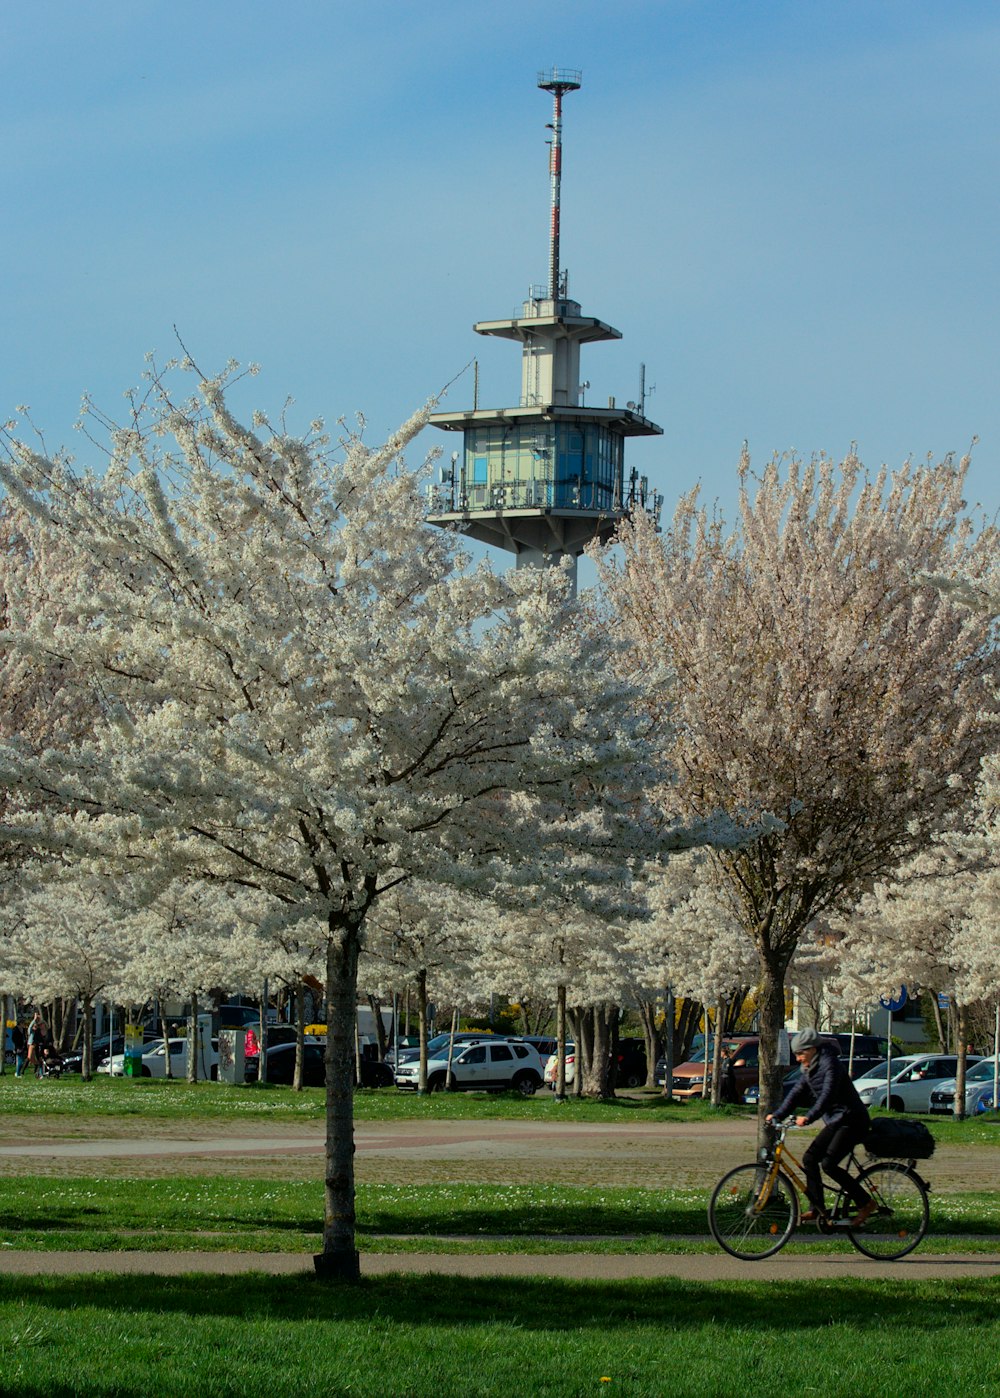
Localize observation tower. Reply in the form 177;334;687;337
425;68;663;591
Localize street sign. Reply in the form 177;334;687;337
879;986;908;1013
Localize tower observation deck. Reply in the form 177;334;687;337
425;69;663;590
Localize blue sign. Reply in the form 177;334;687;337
879;986;908;1013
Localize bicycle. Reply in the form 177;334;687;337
707;1118;931;1261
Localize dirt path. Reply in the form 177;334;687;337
0;1117;990;1191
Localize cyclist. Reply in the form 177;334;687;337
765;1027;876;1225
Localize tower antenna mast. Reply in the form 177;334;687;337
537;67;581;300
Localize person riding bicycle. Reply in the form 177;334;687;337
765;1027;876;1225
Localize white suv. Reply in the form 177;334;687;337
394;1039;544;1095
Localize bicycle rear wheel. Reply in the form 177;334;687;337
708;1163;798;1260
847;1162;929;1260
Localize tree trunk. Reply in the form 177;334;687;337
81;994;93;1082
954;1001;968;1122
416;969;429;1094
554;983;568;1101
293;981;306;1091
931;994;948;1053
756;955;790;1148
608;1006;621;1092
316;921;361;1283
187;992;199;1083
569;1008;584;1097
161;1006;173;1078
578;1004;615;1099
445;1007;459;1088
636;998;661;1090
710;1001;725;1106
258;981;269;1085
674;997;702;1065
661;987;675;1101
367;994;388;1061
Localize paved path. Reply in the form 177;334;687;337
1;1249;999;1281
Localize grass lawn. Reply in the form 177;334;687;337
0;1176;997;1254
1;1073;999;1139
0;1273;996;1397
0;1076;996;1395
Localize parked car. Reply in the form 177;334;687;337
928;1056;1000;1115
660;1036;760;1100
511;1035;558;1062
744;1051;917;1101
741;1036;893;1105
242;1023;300;1057
542;1039;647;1090
382;1036;421;1066
611;1038;648;1089
98;1036;219;1080
543;1043;576;1088
62;1030;159;1074
392;1032;503;1068
245;1042;393;1088
855;1053;980;1113
395;1039;544;1094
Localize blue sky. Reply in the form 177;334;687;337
4;0;999;553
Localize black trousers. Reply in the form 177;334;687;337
803;1115;870;1212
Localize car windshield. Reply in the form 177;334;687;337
968;1058;999;1082
686;1040;746;1064
425;1035;473;1055
856;1056;917;1081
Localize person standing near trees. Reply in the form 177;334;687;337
26;1012;44;1078
719;1045;739;1104
10;1018;26;1077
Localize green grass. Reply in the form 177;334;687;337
0;1176;997;1254
0;1273;996;1397
4;1072;1000;1137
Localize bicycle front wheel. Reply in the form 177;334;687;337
708;1163;798;1260
848;1162;929;1260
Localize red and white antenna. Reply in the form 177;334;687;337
537;67;581;301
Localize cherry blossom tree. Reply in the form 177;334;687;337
0;359;658;1280
360;881;481;1091
5;871;135;1078
596;448;1000;1126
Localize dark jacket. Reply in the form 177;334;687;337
774;1042;869;1128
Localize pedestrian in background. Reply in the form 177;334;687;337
26;1012;44;1078
11;1019;27;1077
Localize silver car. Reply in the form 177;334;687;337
928;1056;1000;1115
856;1053;980;1113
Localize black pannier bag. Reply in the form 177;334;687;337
865;1118;936;1160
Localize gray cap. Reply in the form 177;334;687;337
791;1027;820;1053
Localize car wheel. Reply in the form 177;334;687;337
889;1095;905;1112
623;1071;643;1089
210;1066;218;1081
140;1066;151;1078
428;1073;447;1093
513;1071;539;1097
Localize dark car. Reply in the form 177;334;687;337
245;1042;393;1088
242;1023;300;1057
612;1037;648;1089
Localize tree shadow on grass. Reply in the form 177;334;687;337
1;1273;999;1332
